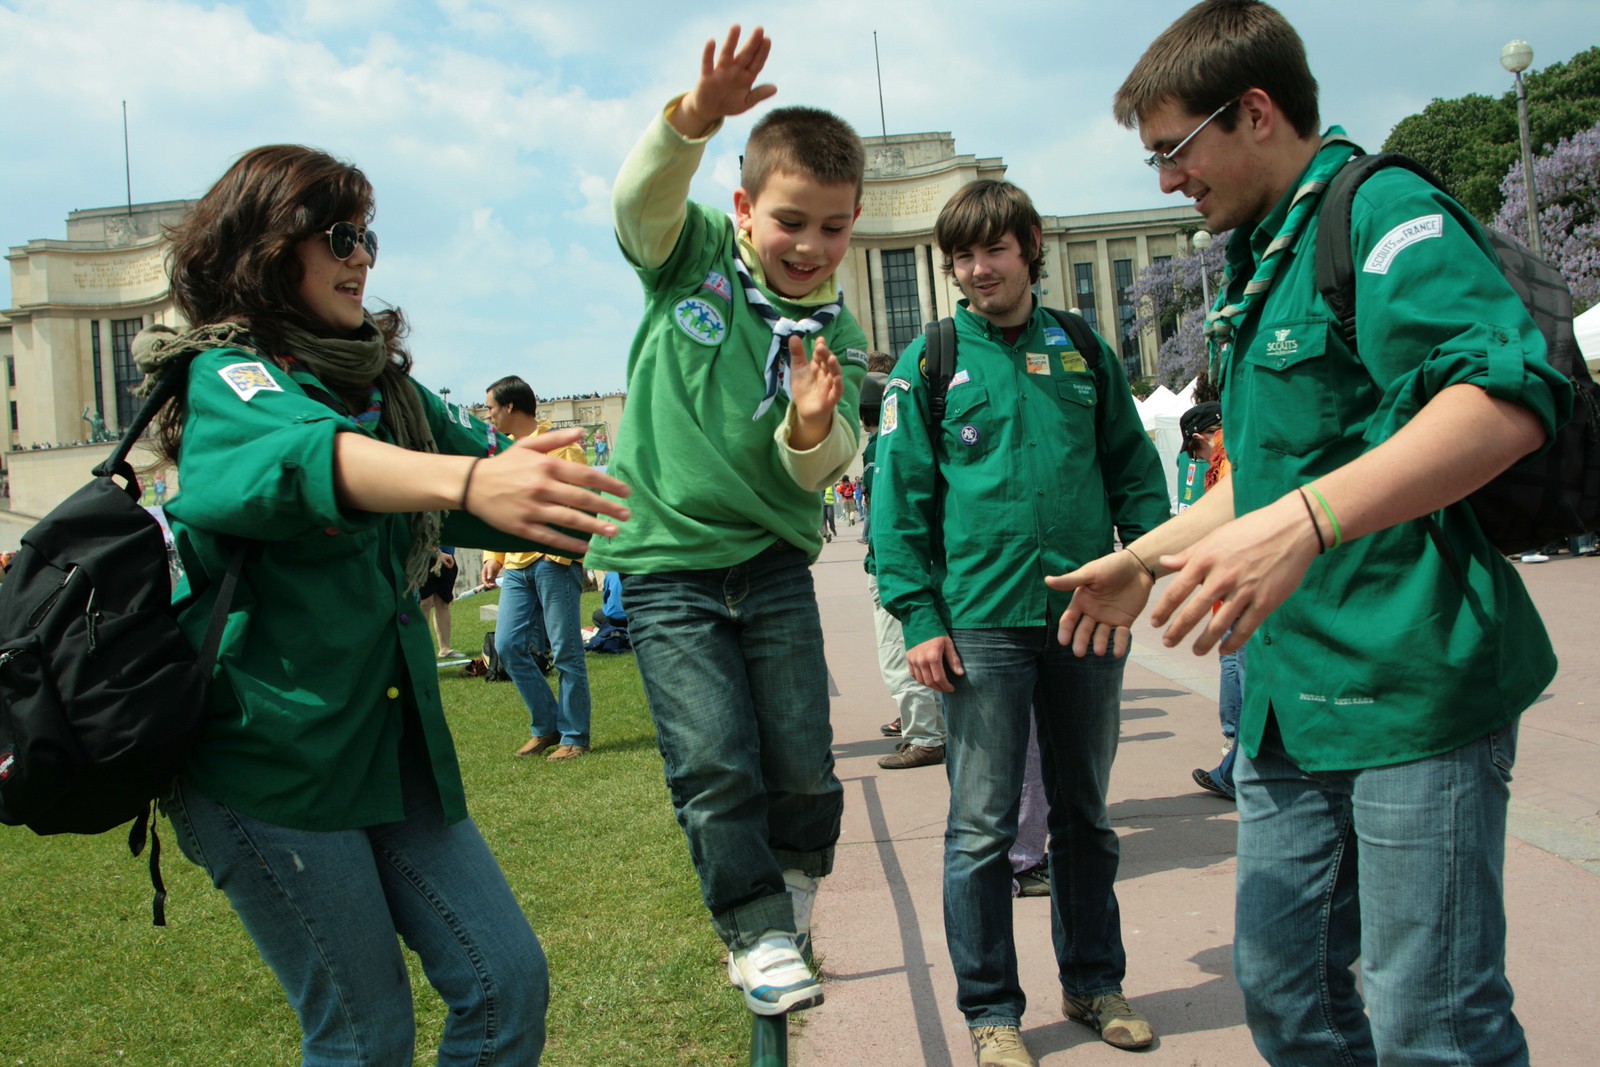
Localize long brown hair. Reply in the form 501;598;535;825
153;144;410;461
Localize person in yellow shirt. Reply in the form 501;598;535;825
480;375;594;760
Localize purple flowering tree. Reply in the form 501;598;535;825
1127;232;1233;388
1493;120;1600;313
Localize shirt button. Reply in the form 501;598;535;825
399;613;410;624
387;687;400;699
324;527;339;537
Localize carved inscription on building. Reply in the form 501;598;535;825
861;185;941;220
70;253;165;292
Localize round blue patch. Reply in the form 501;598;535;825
673;297;726;346
960;424;979;445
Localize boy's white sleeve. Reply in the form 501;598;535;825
775;409;859;491
613;96;723;270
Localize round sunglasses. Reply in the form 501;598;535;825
323;221;378;265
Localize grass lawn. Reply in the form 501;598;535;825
0;589;754;1066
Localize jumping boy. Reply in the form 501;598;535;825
586;25;867;1016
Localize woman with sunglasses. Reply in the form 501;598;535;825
137;144;630;1066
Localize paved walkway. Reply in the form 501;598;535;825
797;537;1600;1066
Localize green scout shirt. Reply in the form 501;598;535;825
862;430;880;577
1219;145;1572;772
585;202;867;573
873;301;1169;648
167;348;545;831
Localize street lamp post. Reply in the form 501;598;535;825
1192;230;1213;310
440;386;452;408
1500;40;1542;256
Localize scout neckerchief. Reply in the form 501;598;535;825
732;236;842;421
1206;130;1359;388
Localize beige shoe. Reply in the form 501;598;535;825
1062;992;1154;1050
546;744;589;761
970;1026;1036;1067
515;733;559;758
877;743;945;770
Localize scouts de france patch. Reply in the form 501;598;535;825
218;362;283;402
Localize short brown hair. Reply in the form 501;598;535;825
741;106;865;201
1113;0;1319;140
934;180;1044;284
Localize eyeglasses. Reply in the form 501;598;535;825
1145;100;1237;172
324;222;378;265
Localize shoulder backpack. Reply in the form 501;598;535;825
0;363;247;924
1315;151;1600;553
923;305;1105;422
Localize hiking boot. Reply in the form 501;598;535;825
727;931;823;1015
970;1025;1036;1067
1012;863;1050;898
879;717;902;737
546;744;588;761
877;743;945;769
783;869;819;949
516;733;559;758
1062;992;1154;1050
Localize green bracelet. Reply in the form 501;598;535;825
1304;484;1342;550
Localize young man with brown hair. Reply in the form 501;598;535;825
1055;3;1571;1063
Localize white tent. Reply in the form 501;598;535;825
1577;303;1600;372
1137;386;1191;512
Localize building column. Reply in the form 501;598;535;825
913;244;935;325
867;247;889;355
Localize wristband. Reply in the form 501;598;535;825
1125;546;1158;582
459;457;482;512
1297;488;1328;554
1304;484;1342;550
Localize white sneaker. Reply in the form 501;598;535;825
727;931;823;1015
1520;552;1550;563
782;869;819;949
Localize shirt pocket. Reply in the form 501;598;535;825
941;384;997;463
1242;319;1342;456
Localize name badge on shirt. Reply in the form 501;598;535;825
1025;353;1050;376
1060;352;1088;375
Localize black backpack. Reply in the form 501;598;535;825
479;630;551;682
1315;152;1600;553
0;365;245;924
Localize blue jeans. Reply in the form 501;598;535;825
622;543;842;950
943;627;1128;1028
1213;642;1248;792
166;776;547;1066
533;559;591;747
1234;715;1527;1066
497;566;588;747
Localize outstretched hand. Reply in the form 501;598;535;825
1046;553;1152;657
677;25;775;136
466;428;632;557
788;334;842;424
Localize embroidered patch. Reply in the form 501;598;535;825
1025;353;1050;375
881;391;900;435
700;270;732;301
673;297;726;346
218;362;282;401
1043;326;1068;346
0;752;14;781
949;369;970;389
887;376;913;393
960;424;979;445
842;348;869;368
1266;327;1299;357
1362;214;1443;275
457;404;472;429
1059;352;1088;374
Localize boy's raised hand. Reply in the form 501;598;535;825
674;25;775;137
786;335;842;450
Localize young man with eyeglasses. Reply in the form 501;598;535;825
1053;3;1571;1064
873;179;1167;1064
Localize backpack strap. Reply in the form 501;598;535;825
92;361;193;493
923;317;958;423
1314;152;1447;351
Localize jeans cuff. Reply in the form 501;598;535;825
715;892;796;950
772;847;833;880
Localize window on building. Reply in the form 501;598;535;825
1114;258;1139;381
882;249;921;357
1073;263;1099;334
91;320;103;418
6;356;14;389
8;401;16;435
111;317;144;430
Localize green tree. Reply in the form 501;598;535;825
1383;46;1600;222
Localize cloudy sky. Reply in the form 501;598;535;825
4;0;1596;400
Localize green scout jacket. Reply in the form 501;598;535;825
586;202;867;573
1220;148;1572;772
873;302;1169;648
166;348;542;831
862;430;879;577
1175;454;1208;510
